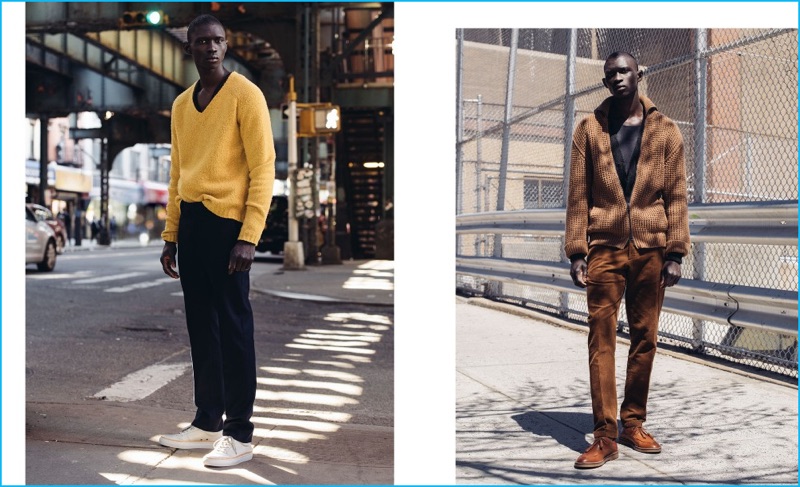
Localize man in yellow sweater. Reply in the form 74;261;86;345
158;14;275;468
565;52;690;469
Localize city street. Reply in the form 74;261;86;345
26;244;393;484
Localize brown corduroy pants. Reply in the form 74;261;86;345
585;243;665;439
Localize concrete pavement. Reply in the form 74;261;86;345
26;242;394;485
457;296;798;484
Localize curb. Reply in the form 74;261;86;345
253;288;393;307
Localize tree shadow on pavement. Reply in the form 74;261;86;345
457;373;798;485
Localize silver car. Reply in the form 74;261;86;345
26;205;57;272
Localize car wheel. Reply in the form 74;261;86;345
56;234;66;254
37;240;57;272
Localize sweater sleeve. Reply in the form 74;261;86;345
663;121;690;255
236;85;276;244
564;120;591;259
161;107;182;243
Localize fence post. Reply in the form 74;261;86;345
456;29;465;256
475;94;484;256
691;28;709;352
494;28;518;258
476;94;484;213
559;28;578;317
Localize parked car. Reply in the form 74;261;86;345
26;206;57;272
256;195;289;254
27;203;68;254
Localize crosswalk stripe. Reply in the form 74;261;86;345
105;277;177;293
94;362;191;402
73;272;147;284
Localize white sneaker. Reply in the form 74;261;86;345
202;436;254;467
159;425;221;449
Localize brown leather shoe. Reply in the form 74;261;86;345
574;437;618;469
618;425;661;453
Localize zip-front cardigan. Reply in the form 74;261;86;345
564;94;690;260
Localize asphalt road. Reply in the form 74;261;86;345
26;246;394;484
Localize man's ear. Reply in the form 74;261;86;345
637;69;643;81
183;43;192;55
602;78;609;90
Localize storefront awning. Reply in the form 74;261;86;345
142;181;169;206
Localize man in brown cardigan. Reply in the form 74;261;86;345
565;51;690;469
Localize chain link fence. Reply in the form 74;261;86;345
456;28;798;377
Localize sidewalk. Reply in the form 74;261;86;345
60;236;159;252
457;297;798;484
251;259;394;307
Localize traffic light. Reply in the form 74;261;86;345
298;105;341;137
120;10;169;28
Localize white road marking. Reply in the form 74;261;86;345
105;277;177;293
60;249;158;260
26;270;93;280
94;362;191;402
73;272;147;284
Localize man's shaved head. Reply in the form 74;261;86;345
605;51;639;70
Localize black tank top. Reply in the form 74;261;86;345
610;123;643;201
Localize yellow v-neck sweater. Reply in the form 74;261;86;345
162;71;276;245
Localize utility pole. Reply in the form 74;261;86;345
284;76;305;269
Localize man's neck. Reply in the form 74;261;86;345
198;67;228;91
609;91;643;126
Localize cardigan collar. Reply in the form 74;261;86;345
595;94;658;122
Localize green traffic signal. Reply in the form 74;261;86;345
120;9;168;27
146;11;162;25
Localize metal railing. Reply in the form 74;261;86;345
456;202;799;375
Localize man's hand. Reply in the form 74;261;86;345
160;242;179;279
228;240;256;274
661;261;681;288
570;258;588;288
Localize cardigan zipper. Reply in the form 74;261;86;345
626;200;634;245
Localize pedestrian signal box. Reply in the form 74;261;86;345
120;10;169;28
298;105;341;137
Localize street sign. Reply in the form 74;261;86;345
69;128;104;140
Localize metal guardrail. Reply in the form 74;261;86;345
456;201;798;246
456;201;798;337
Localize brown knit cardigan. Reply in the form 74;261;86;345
564;95;690;259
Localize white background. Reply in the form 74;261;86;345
5;2;798;484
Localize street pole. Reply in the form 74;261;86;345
321;136;342;264
39;116;49;206
97;135;111;246
284;75;305;269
